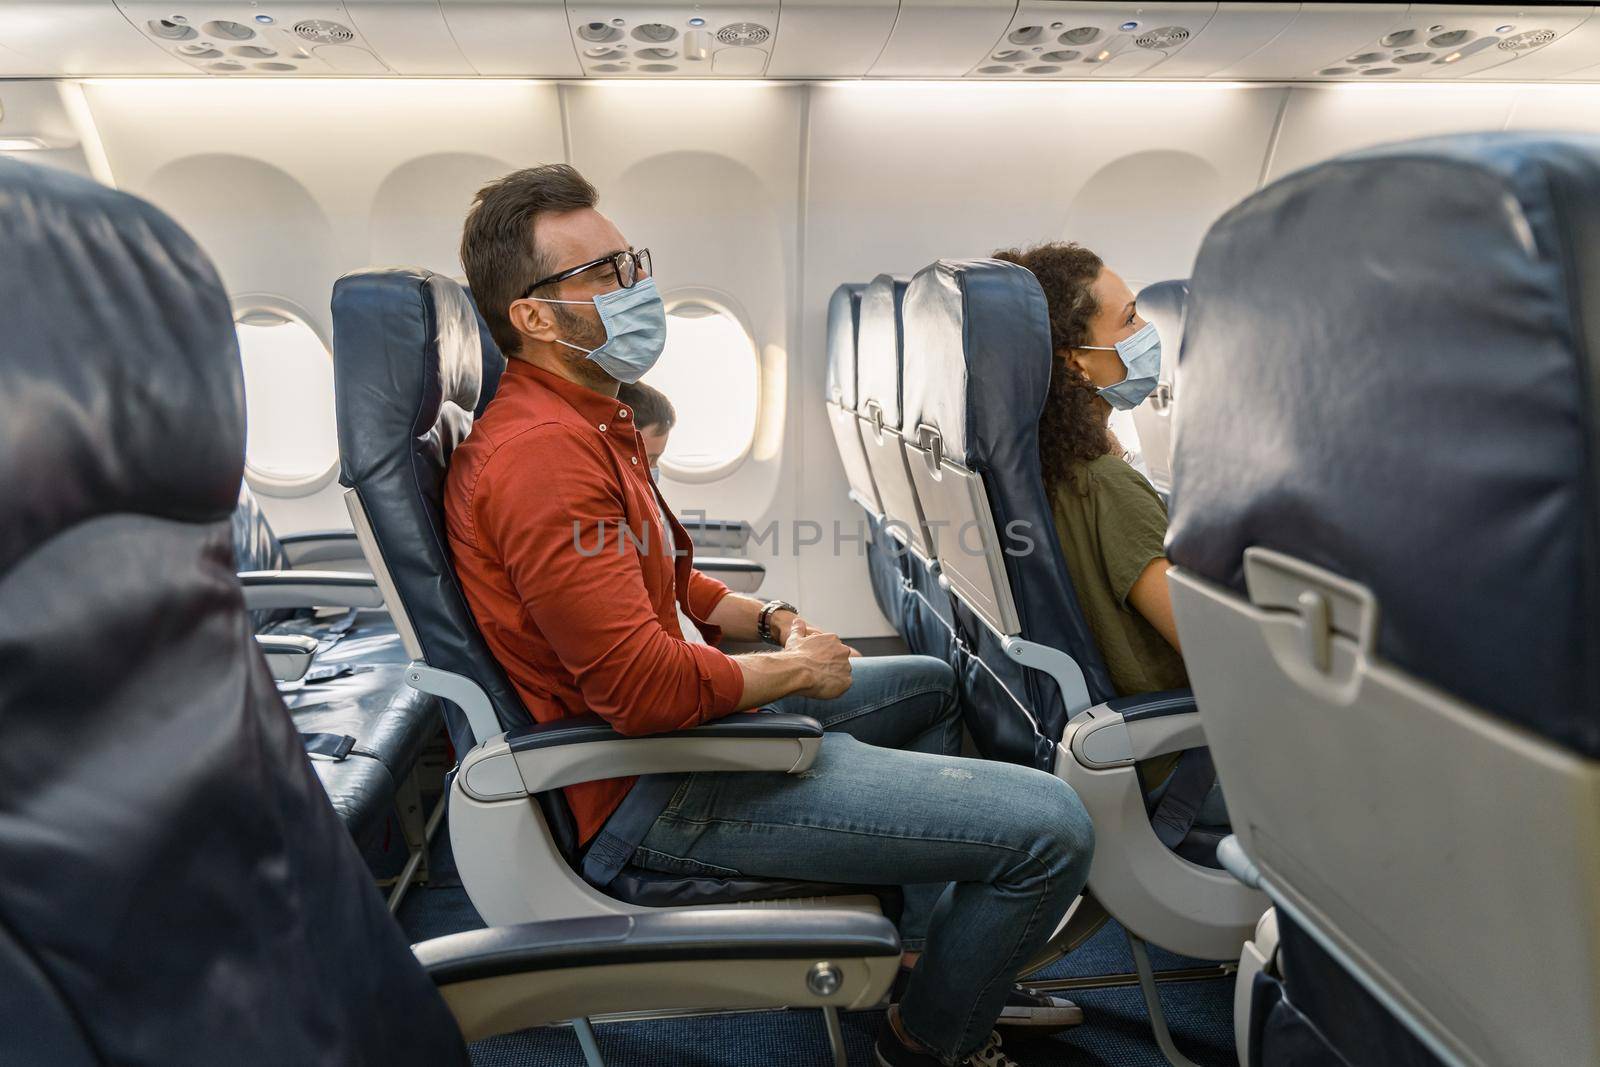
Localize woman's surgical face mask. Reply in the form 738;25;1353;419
528;277;667;384
1079;320;1161;411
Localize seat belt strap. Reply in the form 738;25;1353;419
300;733;357;761
1150;746;1217;851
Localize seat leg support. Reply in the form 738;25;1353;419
386;778;447;913
822;1005;847;1067
1126;930;1204;1067
572;1017;606;1067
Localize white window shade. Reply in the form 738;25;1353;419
649;302;760;478
235;311;339;490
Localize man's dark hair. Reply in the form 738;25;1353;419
618;379;676;432
461;164;599;357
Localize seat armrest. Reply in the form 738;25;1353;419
277;529;365;567
507;710;822;750
1064;688;1205;769
256;634;317;683
237;570;385;611
457;712;824;800
678;517;751;552
1105;687;1197;722
694;556;765;593
415;909;900;1040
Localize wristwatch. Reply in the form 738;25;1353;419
757;600;799;646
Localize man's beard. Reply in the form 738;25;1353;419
551;302;614;387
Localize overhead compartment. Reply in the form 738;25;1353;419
0;2;190;75
341;0;474;74
868;0;1018;77
437;0;582;77
1218;3;1592;81
117;2;396;75
766;0;899;78
965;2;1216;79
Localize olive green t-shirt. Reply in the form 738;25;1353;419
1049;454;1189;698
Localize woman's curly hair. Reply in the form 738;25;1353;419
993;241;1114;490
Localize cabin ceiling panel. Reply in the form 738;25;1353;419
435;0;582;76
765;0;900;78
117;1;400;75
868;0;1019;77
967;2;1220;80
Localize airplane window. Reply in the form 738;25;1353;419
234;309;339;490
647;301;760;479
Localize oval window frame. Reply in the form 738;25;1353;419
231;293;341;498
653;287;763;484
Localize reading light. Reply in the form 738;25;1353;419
0;136;48;151
1442;51;1464;63
1095;48;1112;61
1119;20;1139;31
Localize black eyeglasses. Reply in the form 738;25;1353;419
522;247;652;299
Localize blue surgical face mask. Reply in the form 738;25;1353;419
529;277;667;384
1080;320;1161;411
649;465;661;484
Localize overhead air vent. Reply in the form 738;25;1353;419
1060;26;1101;45
633;23;677;43
1394;51;1434;64
1499;29;1556;51
1427;29;1472;48
636;47;677;61
1379;29;1416;47
1008;26;1045;45
294;20;355;44
1135;27;1190;50
205;20;255;41
147;19;196;41
577;21;623;43
715;23;771;46
1041;50;1080;62
1319;66;1356;76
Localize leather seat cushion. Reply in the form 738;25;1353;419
281;663;440;784
308;754;396;846
608;865;904;925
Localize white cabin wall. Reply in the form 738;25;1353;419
79;79;567;531
56;77;1600;636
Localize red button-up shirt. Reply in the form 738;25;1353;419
444;360;745;843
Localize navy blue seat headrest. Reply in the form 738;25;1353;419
1169;132;1600;756
825;283;865;410
901;257;1115;706
855;274;911;431
333;269;504;484
0;157;243;574
1136;279;1188;370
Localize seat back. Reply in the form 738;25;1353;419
0;159;464;1066
231;480;297;629
330;269;588;858
1130;279;1186;493
824;283;880;516
901;259;1115;766
856;274;933;560
1167;132;1600;1067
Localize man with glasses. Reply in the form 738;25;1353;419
446;164;1092;1067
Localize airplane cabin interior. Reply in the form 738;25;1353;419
2;3;1598;1066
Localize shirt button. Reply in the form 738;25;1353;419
619;408;630;419
598;423;607;432
631;456;638;465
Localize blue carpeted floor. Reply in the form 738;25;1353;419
395;825;1237;1066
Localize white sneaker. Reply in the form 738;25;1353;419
964;1031;1022;1067
997;986;1085;1031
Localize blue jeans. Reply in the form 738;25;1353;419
631;656;1094;1064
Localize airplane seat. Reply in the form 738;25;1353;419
824;281;903;631
899;258;1266;981
0;155;470;1066
853;273;953;662
0;158;900;1067
230;478;445;868
1130;279;1186;494
330;268;905;935
1167;131;1600;1067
